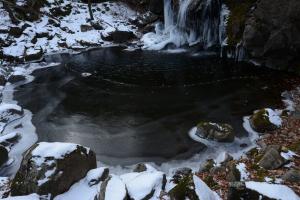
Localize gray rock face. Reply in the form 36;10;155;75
258;147;285;170
196;121;235;142
282;169;300;183
11;142;97;198
243;0;300;71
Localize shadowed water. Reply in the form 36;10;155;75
15;47;296;165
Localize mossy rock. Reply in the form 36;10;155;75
249;109;279;133
196;121;235;142
169;172;198;200
223;0;257;46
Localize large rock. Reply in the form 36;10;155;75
242;0;300;71
102;30;136;43
249;108;282;133
282;169;300;183
227;182;274;200
258;147;285;170
168;169;198;200
196;121;235;142
11;142;96;198
121;169;166;200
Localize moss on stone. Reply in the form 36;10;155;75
203;175;219;190
223;0;257;46
168;174;199;200
250;108;277;132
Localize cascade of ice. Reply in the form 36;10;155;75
142;0;228;50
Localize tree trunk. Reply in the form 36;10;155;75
88;0;94;21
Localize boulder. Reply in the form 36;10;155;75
50;4;72;17
169;169;198;200
101;30;136;43
249;108;282;133
196;121;235;142
121;170;166;200
8;75;26;83
9;27;23;38
242;0;300;71
258;147;285;170
227;182;272;200
172;168;193;184
10;142;96;198
25;48;43;61
200;159;215;173
226;162;241;182
282;169;300;183
0;145;8;167
80;24;94;32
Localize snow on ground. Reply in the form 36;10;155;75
245;181;300;200
0;0;139;63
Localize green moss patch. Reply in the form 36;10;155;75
223;0;257;46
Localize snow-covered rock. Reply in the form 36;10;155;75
55;167;109;200
245;181;300;200
121;170;166;200
0;104;24;133
99;175;127;200
250;108;282;133
2;194;42;200
10;142;96;198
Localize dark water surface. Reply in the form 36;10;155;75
15;47;296;165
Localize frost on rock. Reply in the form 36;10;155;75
245;181;300;200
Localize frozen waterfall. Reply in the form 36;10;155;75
142;0;229;50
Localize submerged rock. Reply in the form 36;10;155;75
249;108;282;133
10;142;96;198
196;121;235;142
